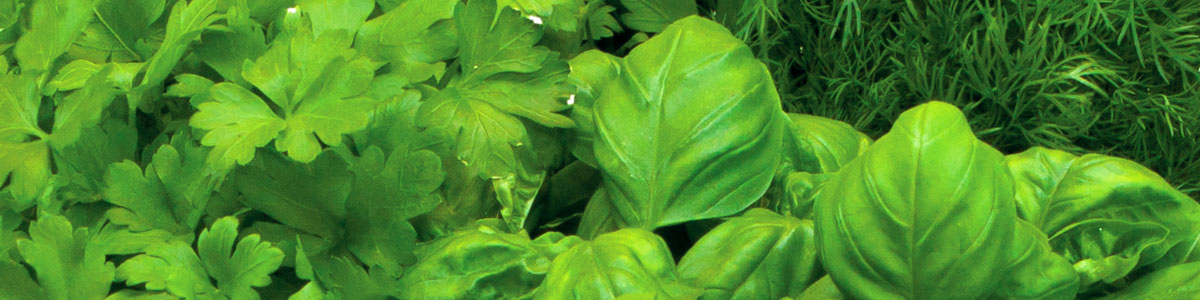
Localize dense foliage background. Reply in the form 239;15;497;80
729;0;1200;196
1;0;1199;299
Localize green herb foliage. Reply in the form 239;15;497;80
0;0;1197;299
706;0;1200;197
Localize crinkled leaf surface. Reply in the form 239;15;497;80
813;101;1016;300
677;208;823;300
400;220;581;299
534;228;700;299
1005;147;1200;279
591;16;783;229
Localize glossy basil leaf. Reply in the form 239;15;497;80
1049;219;1167;289
1005;147;1200;270
534;228;701;299
814;101;1016;300
991;220;1079;300
1096;261;1200;299
785;113;872;174
591;16;784;230
399;220;581;299
677;208;823;300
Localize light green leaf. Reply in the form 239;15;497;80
457;0;553;82
991;220;1079;300
1097;261;1200;299
50;67;117;149
116;217;283;300
590;16;783;229
1005;147;1200;272
813;101;1016;300
0;140;50;210
138;0;225;93
14;0;98;75
534;228;700;299
297;0;374;37
102;161;181;233
190;83;286;170
17;215;115;300
416;87;526;177
785;113;872;173
677;209;823;299
199;217;285;300
401;221;581;299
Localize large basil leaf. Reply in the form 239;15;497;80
534;228;700;299
813;101;1016;300
677;208;823;299
1097;261;1200;299
1005;147;1200;272
398;220;581;299
590;16;783;230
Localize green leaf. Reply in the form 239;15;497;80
138;0;225;94
199;217;285;300
813;101;1016;300
93;0;166;60
399;221;580;299
565;49;620;166
0;140;50;210
1050;219;1165;290
590;16;783;229
1097;261;1200;299
796;276;847;300
356;0;457;85
1004;147;1200;272
991;220;1079;300
49;67;117;149
0;74;44;141
785;113;872;173
103;161;181;232
0;259;42;300
117;217;284;300
190;83;286;170
677;208;823;299
346;146;444;274
779;172;832;219
618;0;696;32
457;0;553;82
13;0;98;75
296;0;374;37
234;152;351;240
204;26;379;164
17;215;115;300
534;228;700;299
